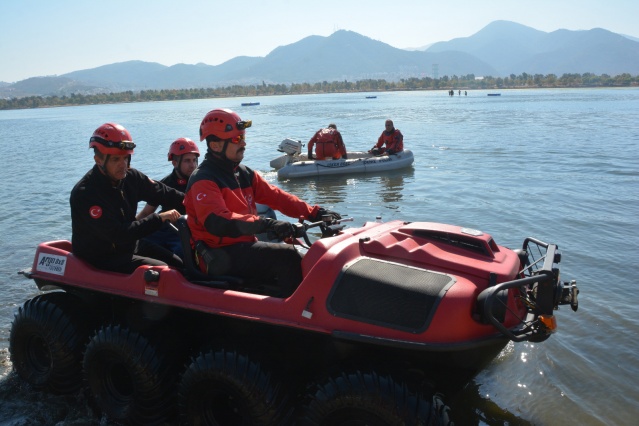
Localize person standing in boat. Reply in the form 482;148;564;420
370;119;404;156
307;123;348;160
70;123;185;274
136;137;200;259
185;108;341;297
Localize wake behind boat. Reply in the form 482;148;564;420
270;138;414;179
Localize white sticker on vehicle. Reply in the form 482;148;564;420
36;253;67;276
461;227;483;236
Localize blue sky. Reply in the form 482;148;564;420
1;0;637;83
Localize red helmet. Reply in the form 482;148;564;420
89;123;135;155
168;137;200;161
199;108;252;143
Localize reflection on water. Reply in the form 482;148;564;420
276;167;414;220
378;168;413;205
449;380;533;426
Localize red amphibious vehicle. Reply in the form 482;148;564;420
11;215;579;425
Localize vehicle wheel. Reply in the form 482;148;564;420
9;292;90;394
298;370;449;426
82;324;176;425
178;348;285;426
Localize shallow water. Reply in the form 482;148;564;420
1;88;638;425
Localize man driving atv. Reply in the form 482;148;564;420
184;108;340;297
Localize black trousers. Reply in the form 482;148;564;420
200;241;303;297
89;239;183;275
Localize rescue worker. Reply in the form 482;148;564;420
136;138;200;258
185;108;341;297
70;123;185;274
370;119;404;156
307;123;347;160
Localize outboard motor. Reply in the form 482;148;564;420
278;138;303;156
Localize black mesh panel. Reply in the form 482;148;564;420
328;258;455;332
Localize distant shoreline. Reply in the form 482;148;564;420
2;76;637;111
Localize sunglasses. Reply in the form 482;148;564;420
230;120;251;143
91;136;136;150
230;134;246;144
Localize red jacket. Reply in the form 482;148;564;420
185;153;318;248
308;128;347;160
375;128;404;154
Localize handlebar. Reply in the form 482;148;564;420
291;217;353;246
173;214;353;248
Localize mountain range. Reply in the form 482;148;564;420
2;20;638;98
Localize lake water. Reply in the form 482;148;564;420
1;88;638;425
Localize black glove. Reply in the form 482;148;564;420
310;207;341;222
308;152;314;160
342;154;348;160
264;219;295;240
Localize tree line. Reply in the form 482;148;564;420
1;72;637;110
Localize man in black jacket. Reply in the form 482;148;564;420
70;123;185;274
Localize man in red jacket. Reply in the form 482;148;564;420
184;108;340;297
370;119;404;156
307;123;347;160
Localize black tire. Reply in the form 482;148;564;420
82;324;176;425
9;292;90;394
297;370;449;426
178;348;285;426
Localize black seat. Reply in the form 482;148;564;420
176;216;243;289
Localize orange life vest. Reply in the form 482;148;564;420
308;128;345;160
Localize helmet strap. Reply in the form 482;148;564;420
98;154;109;175
221;140;231;159
97;154;130;184
206;140;240;169
205;139;230;160
221;140;241;168
174;155;183;176
174;156;190;180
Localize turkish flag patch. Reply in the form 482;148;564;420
89;205;103;219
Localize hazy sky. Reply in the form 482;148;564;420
1;0;637;83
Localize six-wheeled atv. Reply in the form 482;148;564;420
10;215;578;425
